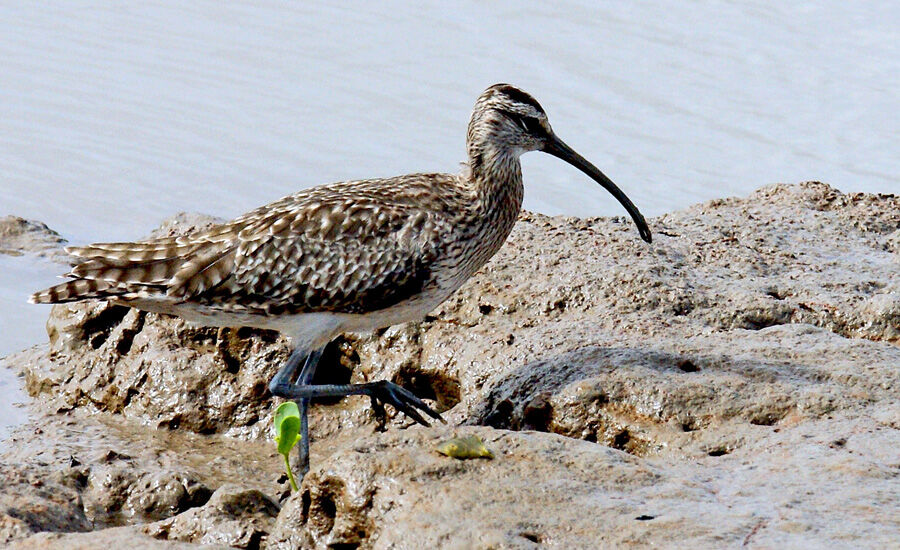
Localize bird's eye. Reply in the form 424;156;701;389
513;114;543;135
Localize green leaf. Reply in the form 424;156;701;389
274;401;301;436
276;416;302;456
273;402;303;491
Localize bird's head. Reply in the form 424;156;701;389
467;84;652;244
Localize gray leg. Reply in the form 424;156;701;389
269;347;323;479
295;349;323;477
268;346;444;480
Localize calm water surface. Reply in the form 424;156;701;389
1;1;897;437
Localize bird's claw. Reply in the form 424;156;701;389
369;380;445;427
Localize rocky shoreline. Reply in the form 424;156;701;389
1;182;898;548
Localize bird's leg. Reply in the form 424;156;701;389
269;346;324;480
294;348;323;478
273;380;445;428
269;348;445;480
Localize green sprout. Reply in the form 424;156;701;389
274;401;302;491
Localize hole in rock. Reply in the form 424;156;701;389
483;399;514;429
303;486;343;535
676;358;700;372
321;493;338;519
750;413;781;426
521;532;543;543
393;367;461;412
611;430;632;451
301;489;311;521
707;448;730;457
522;392;553;432
311;339;356;405
681;419;700;432
158;415;182;431
671;301;694;316
83;305;130;349
246;531;265;550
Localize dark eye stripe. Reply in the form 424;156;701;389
520;116;543;134
499;110;545;136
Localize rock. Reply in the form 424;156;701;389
3;182;899;546
82;463;212;527
9;525;229;549
0;216;68;261
142;485;280;549
14;183;897;445
146;212;225;240
268;421;899;548
0;464;90;545
0;410;285;547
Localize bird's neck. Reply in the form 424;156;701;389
465;142;525;223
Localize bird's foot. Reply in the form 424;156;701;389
366;380;445;427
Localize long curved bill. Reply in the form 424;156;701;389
543;134;652;244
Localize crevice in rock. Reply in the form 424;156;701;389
611;429;631;451
83;305;130;349
676;358;700;373
115;312;145;356
392;367;461;413
741;317;787;331
681;419;701;432
312;339;356;405
749;412;783;426
766;289;786;300
521;392;553;431
308;481;340;537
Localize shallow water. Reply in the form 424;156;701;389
1;2;898;438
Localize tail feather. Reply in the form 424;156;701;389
66;241;203;263
31;234;238;305
29;279;129;304
69;255;194;285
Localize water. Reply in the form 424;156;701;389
1;1;897;437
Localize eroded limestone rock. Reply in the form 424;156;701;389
3;183;898;547
0;216;67;261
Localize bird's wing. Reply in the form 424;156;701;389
192;187;450;314
30;175;461;311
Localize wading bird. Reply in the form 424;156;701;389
31;84;651;479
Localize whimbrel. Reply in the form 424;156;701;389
31;84;651;478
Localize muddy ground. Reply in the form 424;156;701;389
1;182;898;548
